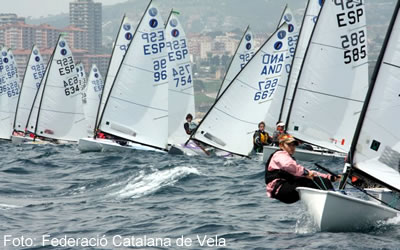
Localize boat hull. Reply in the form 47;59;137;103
297;187;398;232
262;145;345;163
11;135;34;144
78;138;166;153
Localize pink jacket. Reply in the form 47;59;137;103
266;151;331;197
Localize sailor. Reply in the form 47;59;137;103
272;121;285;146
265;134;340;204
184;113;197;135
253;121;272;153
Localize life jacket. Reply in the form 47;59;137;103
260;132;266;144
264;150;296;185
188;122;197;131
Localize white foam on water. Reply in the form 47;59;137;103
114;166;200;199
0;203;23;210
385;214;400;225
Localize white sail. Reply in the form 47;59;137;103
97;16;133;128
35;36;86;141
6;49;20;125
83;65;103;137
0;48;20;139
216;27;255;99
279;0;322;124
191;24;289;156
76;62;87;91
265;6;299;131
26;53;52;134
352;4;400;191
286;0;368;153
99;0;168;150
0;48;12;139
14;46;45;132
166;11;195;145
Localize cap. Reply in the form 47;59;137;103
277;122;285;127
279;134;299;145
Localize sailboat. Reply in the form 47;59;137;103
186;23;289;157
79;0;168;153
11;46;46;144
263;0;367;162
297;0;400;232
82;65;104;137
78;15;133;151
0;47;20;140
26;35;86;143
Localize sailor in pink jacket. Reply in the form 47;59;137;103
265;134;340;204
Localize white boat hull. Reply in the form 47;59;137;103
11;135;34;144
262;145;345;163
297;187;398;232
78;138;166;153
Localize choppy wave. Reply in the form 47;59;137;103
0;143;399;249
114;166;201;199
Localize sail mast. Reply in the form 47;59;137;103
284;0;323;127
94;14;128;138
97;1;152;134
277;2;309;121
13;45;35;131
215;25;250;99
33;36;61;138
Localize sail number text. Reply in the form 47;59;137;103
335;0;366;64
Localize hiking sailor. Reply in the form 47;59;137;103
184;113;197;135
265;134;341;204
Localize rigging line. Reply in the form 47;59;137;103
383;62;400;69
213;107;258;125
296;87;364;103
109;96;168;112
311;42;343;50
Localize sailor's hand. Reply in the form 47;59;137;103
306;171;315;180
331;175;342;182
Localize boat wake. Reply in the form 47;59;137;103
113;166;201;199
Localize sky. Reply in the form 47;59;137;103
2;0;129;18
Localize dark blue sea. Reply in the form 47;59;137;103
0;142;399;249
